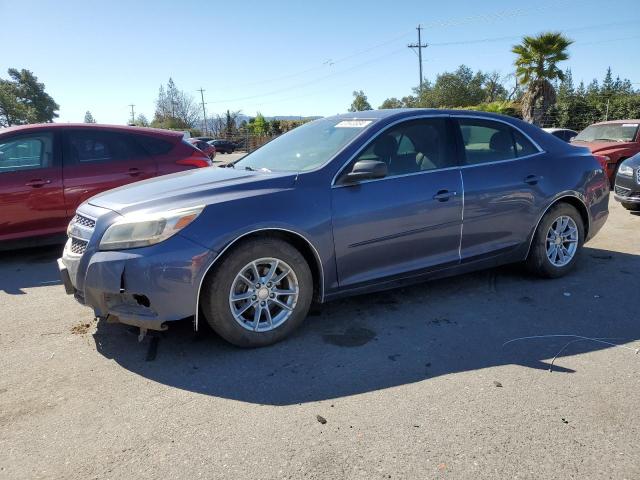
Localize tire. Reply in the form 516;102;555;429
621;202;640;212
526;203;585;278
201;237;313;347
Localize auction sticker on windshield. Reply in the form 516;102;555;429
335;120;373;128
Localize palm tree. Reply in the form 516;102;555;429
512;32;573;125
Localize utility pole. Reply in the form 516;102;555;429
605;98;610;121
197;88;208;135
128;104;135;124
408;25;428;95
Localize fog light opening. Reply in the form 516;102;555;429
133;294;151;308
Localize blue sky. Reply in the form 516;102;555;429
1;0;638;124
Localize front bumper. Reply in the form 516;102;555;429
613;173;640;204
59;234;216;331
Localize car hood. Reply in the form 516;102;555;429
572;140;637;153
88;166;296;215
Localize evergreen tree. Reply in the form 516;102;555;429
84;110;96;123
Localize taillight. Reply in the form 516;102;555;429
178;140;213;168
176;155;212;168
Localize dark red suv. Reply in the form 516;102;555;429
0;123;212;246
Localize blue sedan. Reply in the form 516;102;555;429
58;109;610;346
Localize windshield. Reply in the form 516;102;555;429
235;118;375;172
574;123;639;143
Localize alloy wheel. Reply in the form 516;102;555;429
545;215;579;267
228;258;299;332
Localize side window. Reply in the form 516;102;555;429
513;130;538;156
67;131;140;163
0;133;53;173
135;135;174;155
351;118;455;178
457;119;539;165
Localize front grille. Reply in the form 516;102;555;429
636;168;640;185
73;214;96;229
70;237;88;255
615;185;630;197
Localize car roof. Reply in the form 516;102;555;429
326;108;526;122
0;123;184;138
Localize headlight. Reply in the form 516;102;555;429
618;164;634;177
99;206;204;250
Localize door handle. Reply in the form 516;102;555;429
524;174;542;185
433;190;457;202
25;179;51;188
128;167;142;177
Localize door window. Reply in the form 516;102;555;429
67;130;143;163
457;118;539;165
351;118;455;178
0;133;53;173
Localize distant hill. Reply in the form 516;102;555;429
199;114;321;130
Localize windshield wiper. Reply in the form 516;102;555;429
244;166;272;172
592;138;622;142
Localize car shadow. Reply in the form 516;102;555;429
93;246;639;405
0;244;64;295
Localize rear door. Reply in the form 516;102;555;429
62;129;157;213
0;131;67;241
455;117;545;261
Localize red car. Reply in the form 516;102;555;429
187;137;216;159
0;123;212;247
572;120;640;183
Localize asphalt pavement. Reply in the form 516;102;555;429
1;198;639;479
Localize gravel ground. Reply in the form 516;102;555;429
1;198;639;479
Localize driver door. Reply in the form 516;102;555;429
330;117;463;287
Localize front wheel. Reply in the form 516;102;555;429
201;238;313;347
526;203;585;278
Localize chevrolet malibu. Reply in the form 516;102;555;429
58;109;610;347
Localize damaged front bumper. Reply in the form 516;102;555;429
58;233;217;334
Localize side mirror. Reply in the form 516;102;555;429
342;160;387;184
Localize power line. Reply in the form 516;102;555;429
197;88;208;134
408;25;428;94
128;104;135;124
428;19;640;47
206;46;406;105
208;4;546;92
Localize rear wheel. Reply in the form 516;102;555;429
201;238;313;347
526;203;584;278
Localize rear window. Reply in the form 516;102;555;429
135;135;174;155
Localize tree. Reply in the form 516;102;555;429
512;32;573;125
152;77;200;129
0;68;59;127
249;112;268;136
225;110;241;137
133;114;149;127
348;90;372;112
429;65;487;107
379;97;404;109
483;71;508;103
84;110;96;123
